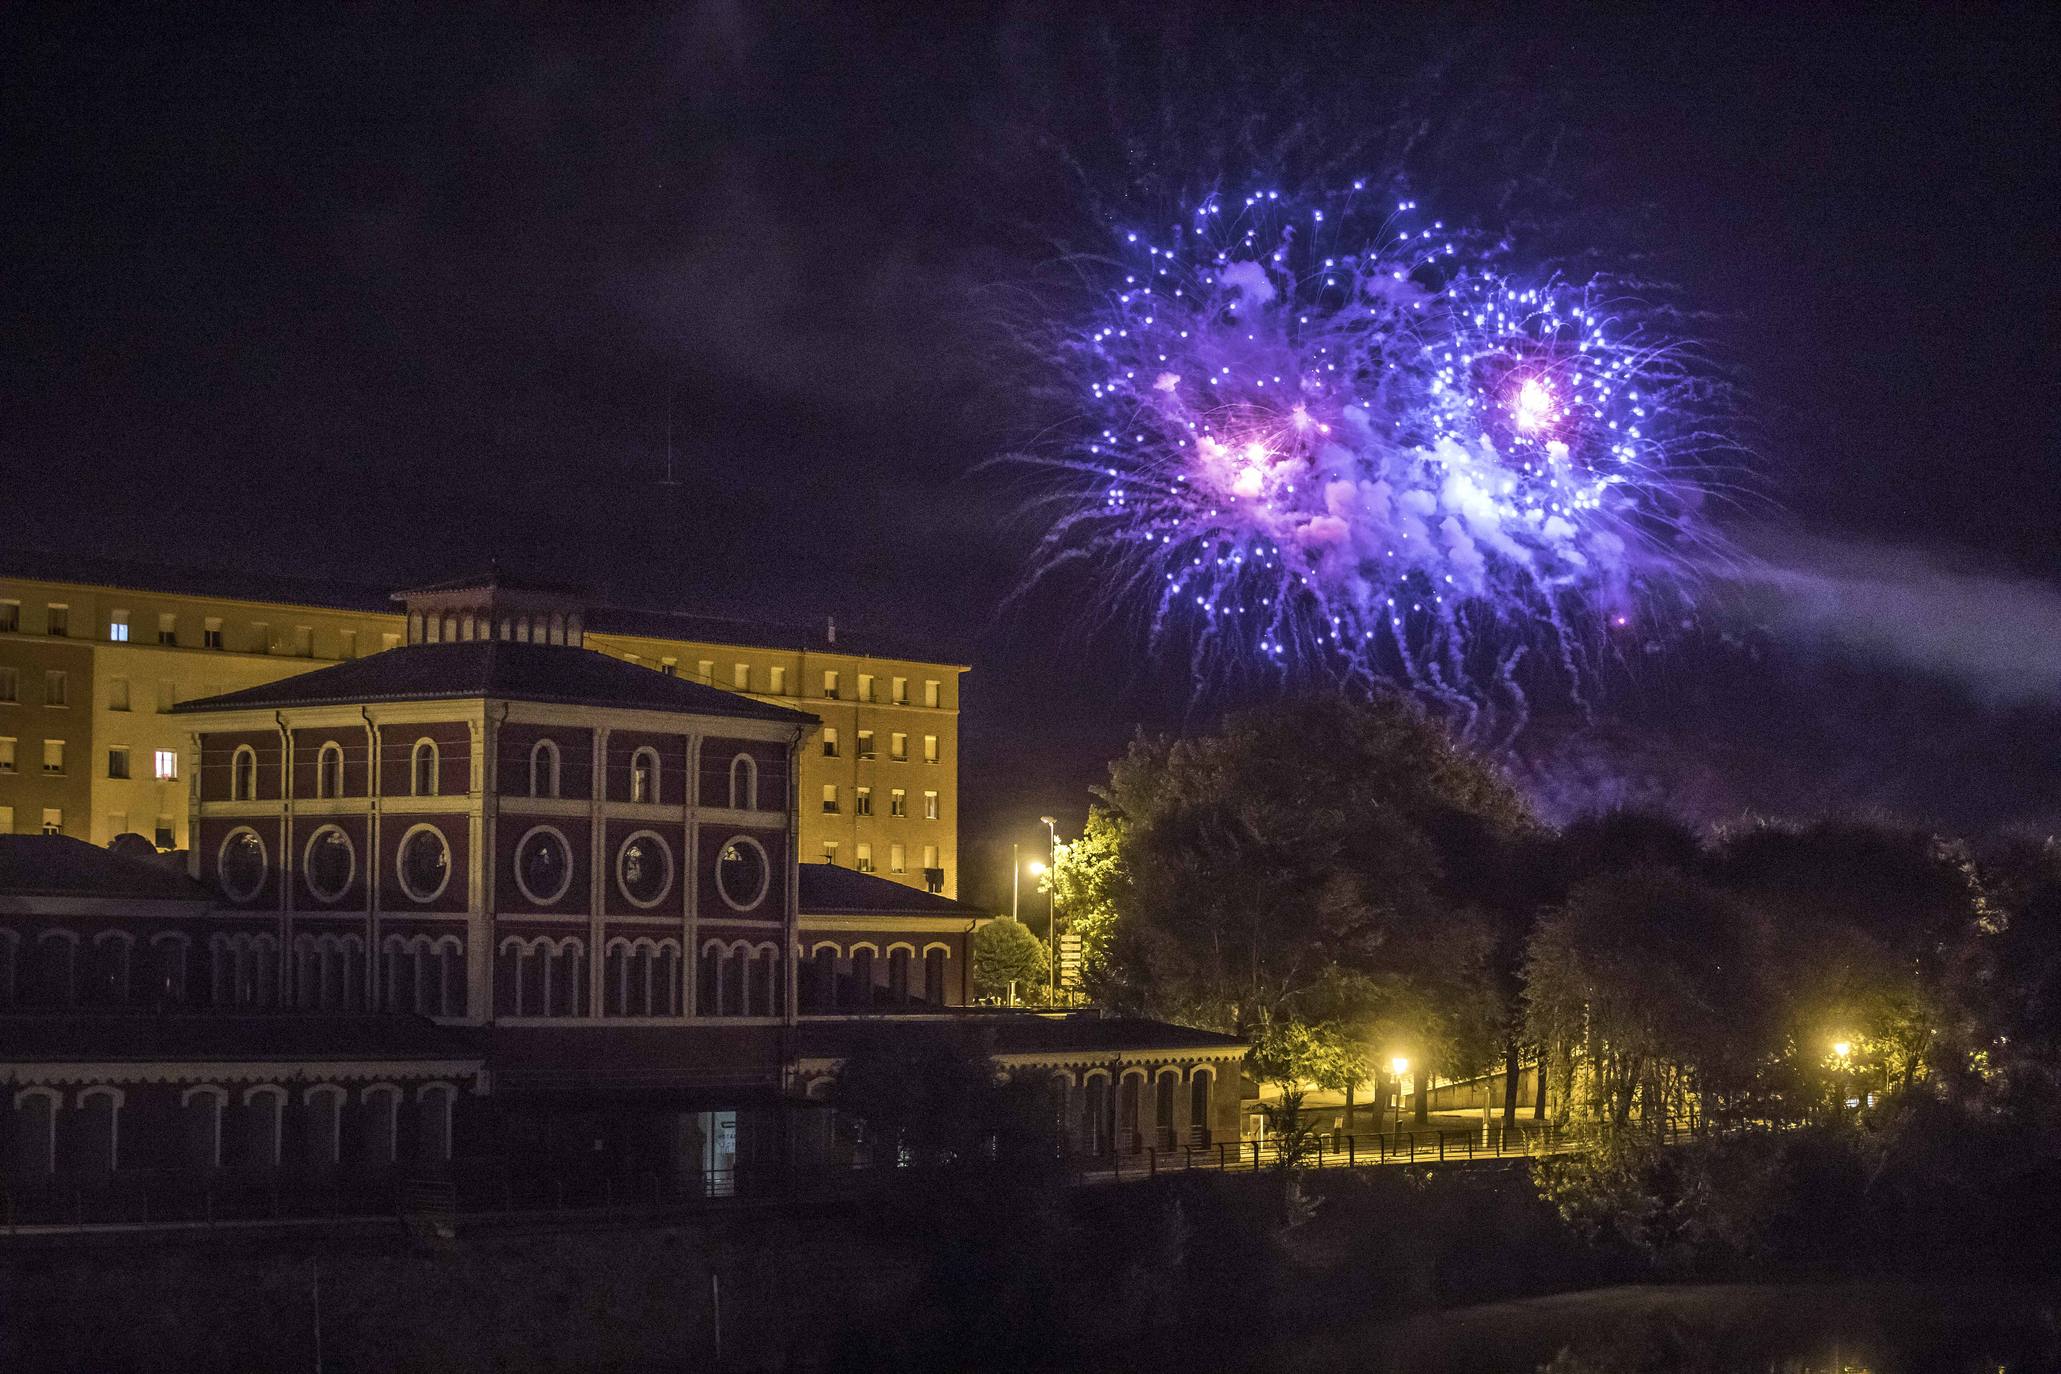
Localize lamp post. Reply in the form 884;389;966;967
1011;842;1020;923
1040;815;1058;1004
1832;1039;1853;1120
1390;1056;1408;1139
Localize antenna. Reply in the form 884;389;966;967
659;382;682;487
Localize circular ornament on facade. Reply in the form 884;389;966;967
715;835;770;912
397;824;453;903
514;825;574;906
303;825;356;903
218;827;268;902
616;831;674;909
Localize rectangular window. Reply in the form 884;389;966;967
154;818;175;849
0;805;11;833
0;667;15;703
46;604;69;637
855;786;872;816
0;601;17;633
823;670;840;699
44;739;65;774
341;630;358;659
857;673;875;703
156;680;176;712
892;676;907;705
697;659;715;685
294;625;313;656
204;618;224;650
44;670;67;707
822;726;839;757
924;790;940;821
154;748;179;781
890;732;907;761
0;737;14;771
822;840;839;864
822;783;839;814
890;843;906;873
890;788;906;817
857;729;875;759
107;677;128;711
856;842;874;873
924;679;941;709
42;808;62;836
107;746;130;779
923;734;939;764
733;663;750;690
157;612;178;645
769;666;788;694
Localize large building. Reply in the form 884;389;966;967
0;558;964;895
0;607;1245;1206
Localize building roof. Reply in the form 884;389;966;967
390;565;585;601
477;1025;789;1103
798;864;987;919
0;548;396;614
0;1012;484;1065
0;835;207;902
795;1011;1247;1061
171;640;819;723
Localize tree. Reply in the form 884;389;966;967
971;918;1050;1004
824;1032;1055;1168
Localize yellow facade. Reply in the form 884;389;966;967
0;570;963;895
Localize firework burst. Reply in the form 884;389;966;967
1018;183;1727;740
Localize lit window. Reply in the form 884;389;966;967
924;790;939;821
768;666;788;694
890;842;906;873
44;740;65;774
924;680;940;708
204;618;224;650
630;747;659;803
856;843;874;873
857;729;875;759
892;676;907;704
733;663;750;690
157;613;177;646
154;749;179;781
823;840;839;864
823;670;840;699
45;605;68;637
855;786;872;816
106;677;127;710
822;727;839;758
154;818;174;849
107;747;130;779
822;784;839;814
0;737;14;772
890;732;907;761
44;670;67;706
0;667;15;703
857;673;875;702
890;788;906;817
923;735;939;764
0;601;17;633
108;611;129;642
42;808;62;836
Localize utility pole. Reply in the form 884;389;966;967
1041;816;1058;1004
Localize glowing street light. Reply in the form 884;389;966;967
1831;1040;1852;1061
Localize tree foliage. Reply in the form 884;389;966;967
970;918;1050;1004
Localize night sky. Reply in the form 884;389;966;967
7;4;2058;905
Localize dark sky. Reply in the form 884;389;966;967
6;4;2058;903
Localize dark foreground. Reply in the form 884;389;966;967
3;1162;2052;1372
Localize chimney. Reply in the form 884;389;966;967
826;616;837;646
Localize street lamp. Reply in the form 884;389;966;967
1040;816;1058;1003
1832;1039;1854;1117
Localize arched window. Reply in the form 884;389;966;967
240;1085;285;1169
230;745;257;801
1155;1072;1179;1151
180;1085;227;1171
496;938;525;1017
629;747;660;803
813;946;838;1011
250;934;279;1007
1188;1070;1213;1147
604;938;630;1016
303;1085;343;1167
417;1083;456;1163
149;932;189;1006
758;945;782;1017
529;739;560;798
552;938;584;1017
1118;1073;1144;1153
434;937;464;1017
729;754;758;810
721;945;745;1015
383;935;421;1014
411;739;439;796
655;940;681;1016
547;611;566;646
887;947;912;1004
922;947;946;1005
848;947;875;1008
0;930;17;1008
11;1087;59;1178
360;1085;400;1166
88;931;133;1006
31;931;77;1008
1083;1074;1111;1156
75;1087;122;1175
315;742;344;798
